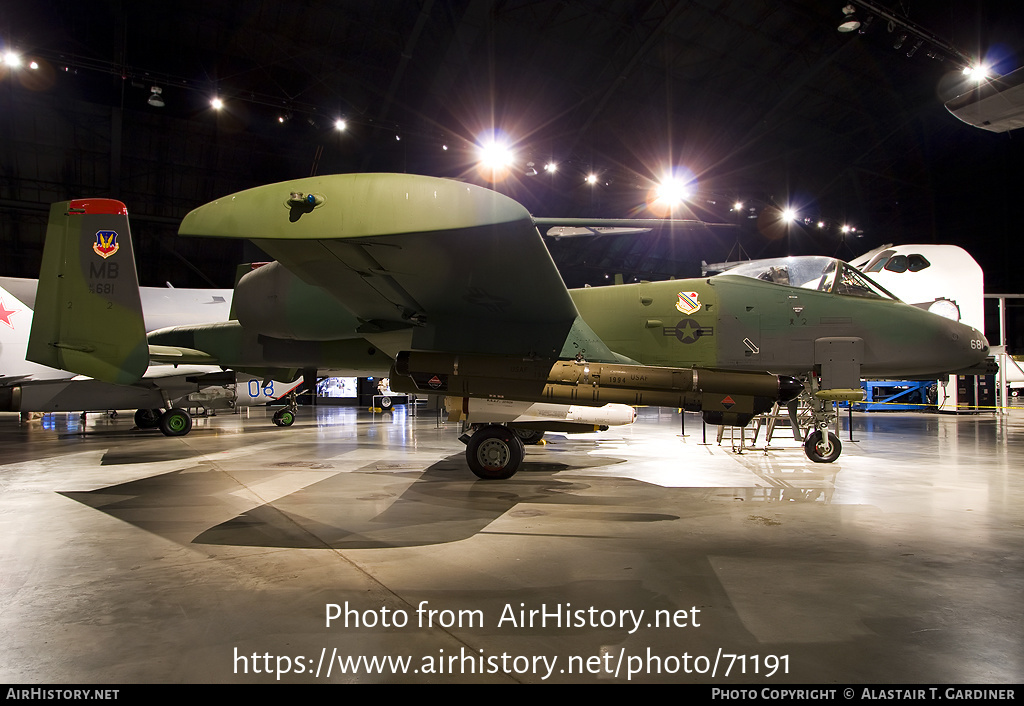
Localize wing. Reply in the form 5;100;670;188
178;173;615;361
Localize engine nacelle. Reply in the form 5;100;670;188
233;261;362;340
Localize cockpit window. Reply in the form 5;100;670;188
884;255;909;273
864;249;894;273
907;254;930;272
868;251;931;274
719;256;899;300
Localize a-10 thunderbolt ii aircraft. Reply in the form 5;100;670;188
27;174;989;478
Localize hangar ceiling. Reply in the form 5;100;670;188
1;0;1022;294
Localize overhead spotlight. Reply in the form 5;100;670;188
3;51;21;68
395;134;401;141
210;97;223;110
858;15;874;34
655;174;689;206
544;162;557;173
907;39;922;58
334;118;347;131
586;174;598;184
28;60;38;70
893;33;907;50
838;4;860;32
478;140;514;169
781;207;797;222
442;144;448;150
818;221;826;229
733;201;744;211
147;86;165;108
841;224;852;234
962;64;991;82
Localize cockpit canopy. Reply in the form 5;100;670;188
718;256;899;301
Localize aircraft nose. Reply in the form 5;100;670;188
946;319;989;368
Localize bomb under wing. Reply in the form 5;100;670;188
392;350;804;428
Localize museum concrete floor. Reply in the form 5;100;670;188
1;404;1021;684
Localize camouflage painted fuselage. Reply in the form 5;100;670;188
570;275;987;379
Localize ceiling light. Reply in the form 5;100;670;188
147;86;164;108
907;39;922;58
544;162;557;173
586;174;598;184
210;97;223;110
838;4;860;32
655;174;689;206
962;64;991;82
478;140;513;169
334;119;347;131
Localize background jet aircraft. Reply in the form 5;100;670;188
27;177;989;477
0;276;298;432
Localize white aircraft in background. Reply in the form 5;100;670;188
0;276;300;434
849;244;1018;406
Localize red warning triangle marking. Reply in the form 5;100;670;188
721;395;735;409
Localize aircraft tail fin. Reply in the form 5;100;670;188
27;199;149;384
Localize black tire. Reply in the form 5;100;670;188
134;408;161;429
273;409;296;427
512;428;545;445
466;425;524;479
159;408;192;437
379;396;392;409
804;430;841;463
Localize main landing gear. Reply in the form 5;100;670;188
465;424;525;480
134;407;193;437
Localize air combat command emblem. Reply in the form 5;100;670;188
93;230;119;259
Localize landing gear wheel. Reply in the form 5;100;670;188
466;425;524;480
804;430;841;463
379;396;392;409
134;408;161;429
512;428;545;445
273;408;296;427
159;408;193;437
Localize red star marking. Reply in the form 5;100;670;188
0;298;19;330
